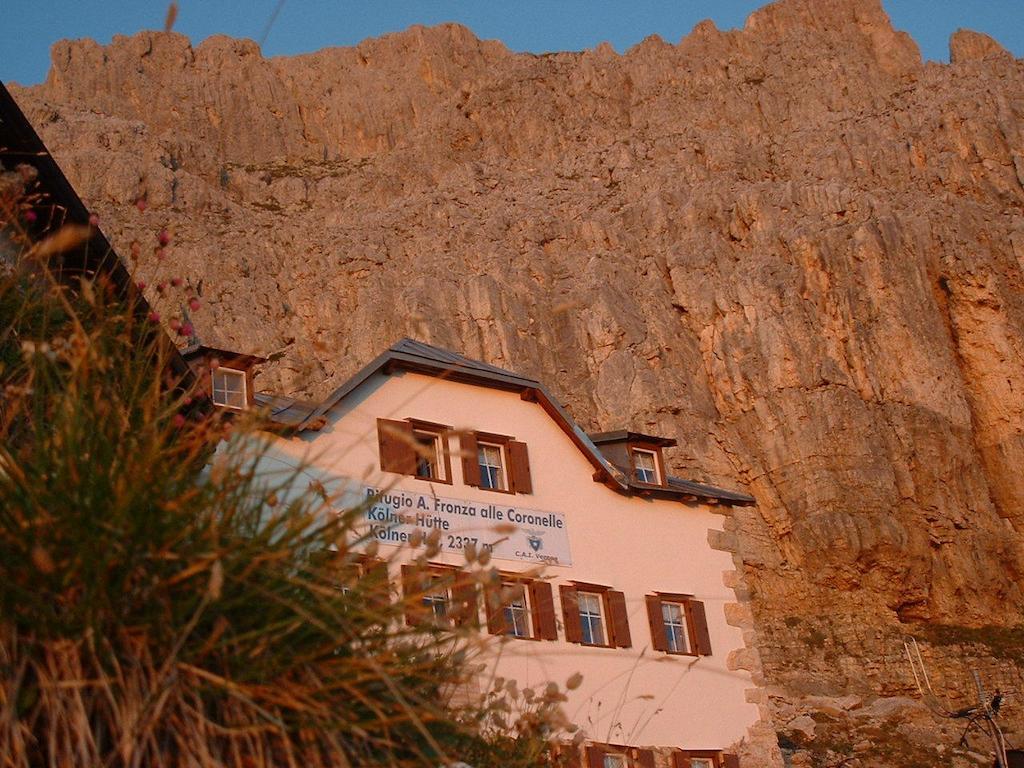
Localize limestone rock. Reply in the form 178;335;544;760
9;0;1024;764
950;29;1012;64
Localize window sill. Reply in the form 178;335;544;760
501;632;542;642
413;473;453;486
477;484;515;495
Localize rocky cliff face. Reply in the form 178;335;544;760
11;0;1024;763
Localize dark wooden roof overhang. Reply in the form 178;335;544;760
589;429;678;448
182;344;268;369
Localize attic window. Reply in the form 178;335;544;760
631;448;660;484
212;367;247;409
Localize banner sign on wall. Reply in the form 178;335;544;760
348;486;572;567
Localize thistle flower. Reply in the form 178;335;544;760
147;311;160;323
188;298;201;311
170;277;183;288
158;228;171;246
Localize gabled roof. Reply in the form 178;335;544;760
308;338;541;419
289;337;754;507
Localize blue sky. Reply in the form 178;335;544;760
2;1;1022;87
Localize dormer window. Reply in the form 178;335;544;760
212;367;247;409
182;345;267;412
588;431;677;490
631;448;660;484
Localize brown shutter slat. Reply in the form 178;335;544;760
530;580;558;640
363;557;390;612
378;418;416;474
645;595;669;652
483;580;507;635
460;431;481;486
508;440;533;494
689;600;713;656
585;745;605;768
451;570;478;627
401;564;425;626
672;753;692;768
560;585;582;644
722;754;740;768
607;590;631;648
636;749;656;768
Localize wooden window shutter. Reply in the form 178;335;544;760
508;440;533;493
722;755;740;768
671;753;692;768
689;600;713;656
645;595;669;652
459;431;481;486
636;749;656;768
363;557;390;612
401;564;426;626
559;585;583;643
483;580;507;635
560;744;582;768
451;570;478;627
378;418;416;474
585;745;605;768
607;590;632;648
530;581;558;640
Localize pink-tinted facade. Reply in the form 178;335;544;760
249;343;764;764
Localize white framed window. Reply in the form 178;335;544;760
413;429;445;481
662;601;689;654
211;367;246;409
421;577;451;621
603;754;627;768
578;591;606;646
632;448;659;484
501;582;532;638
478;443;506;490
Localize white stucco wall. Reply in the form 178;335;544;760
259;370;760;751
